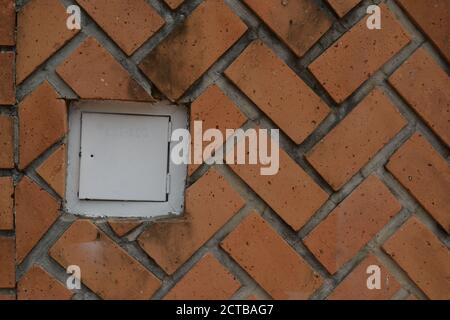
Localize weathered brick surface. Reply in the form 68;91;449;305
243;0;332;57
50;220;161;300
77;0;164;56
15;177;60;263
0;52;15;105
0;115;14;169
327;0;360;17
164;254;240;300
383;217;450;300
18;266;73;300
57;37;151;101
307;89;406;190
19;82;67;169
310;4;410;103
0;0;15;45
108;220;141;237
0;176;14;231
386;133;450;233
226;40;330;144
139;0;247;100
230;139;328;231
397;0;450;62
0;294;15;300
165;0;184;9
138;169;245;274
304;176;401;274
389;49;450;146
0;236;15;288
36;144;66;198
328;255;401;300
189;85;246;174
221;213;323;299
16;0;79;83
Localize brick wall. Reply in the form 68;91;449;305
0;0;449;300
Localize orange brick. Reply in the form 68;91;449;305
0;0;15;45
165;0;183;9
243;0;332;57
0;237;15;288
397;0;450;62
189;85;246;175
15;177;60;263
50;220;161;300
138;169;245;274
386;133;450;233
328;255;401;300
307;89;406;190
16;0;79;83
36;145;66;198
221;213;323;299
383;217;450;299
226;40;330;144
77;0;164;55
230;139;328;231
108;220;141;237
0;294;15;300
310;4;410;103
0;177;14;231
0;52;15;104
57;37;151;101
19;82;67;169
305;176;401;274
327;0;360;17
139;0;247;100
0;115;14;169
164;254;240;300
18;266;73;300
389;49;450;146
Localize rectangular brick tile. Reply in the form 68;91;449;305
397;0;450;62
310;4;410;103
327;0;360;17
243;0;332;57
138;169;245;274
139;0;247;100
226;40;330;144
386;133;450;233
0;177;14;231
307;89;406;190
383;217;450;299
0;0;15;45
221;213;323;299
0;52;15;105
304;176;401;274
0;237;15;288
50;220;161;300
328;255;401;300
230;134;328;231
389;48;450;146
0;115;14;169
18;266;73;300
164;254;240;300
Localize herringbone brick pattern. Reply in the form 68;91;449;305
0;0;448;300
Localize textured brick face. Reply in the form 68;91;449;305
307;89;406;190
310;4;410;103
165;254;240;300
383;217;450;299
327;0;360;17
243;0;332;57
0;177;14;231
0;52;15;104
0;237;15;288
50;220;161;300
0;0;15;45
387;134;450;233
36;145;66;198
389;49;450;146
222;213;323;299
226;40;330;144
139;0;247;100
305;176;401;274
0;115;14;169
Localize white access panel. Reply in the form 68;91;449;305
78;112;170;201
